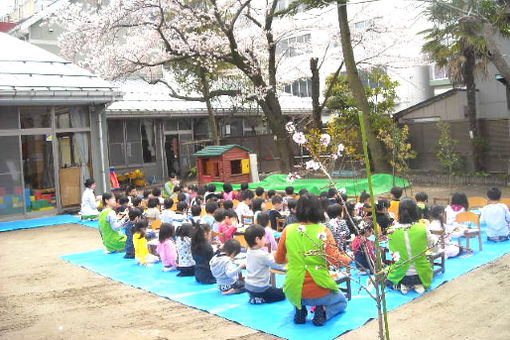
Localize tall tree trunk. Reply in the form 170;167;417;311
336;1;390;173
463;47;482;171
199;68;220;145
257;91;294;173
310;57;322;130
482;23;510;110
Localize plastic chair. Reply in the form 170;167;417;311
151;219;162;230
241;215;254;226
428;229;446;276
468;197;487;209
234;234;249;249
433;197;450;206
276;218;286;232
211;231;225;243
455;211;483;252
499;198;510;210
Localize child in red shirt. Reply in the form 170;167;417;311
214;208;238;243
352;220;377;273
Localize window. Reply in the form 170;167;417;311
126;120;143;165
203;159;211;175
231;160;242;175
352;17;381;31
358;68;386;89
276;0;305;12
276;0;288;11
141;121;156;163
353;19;373;30
55;106;90;129
165;120;178;132
164;119;192;132
276;33;311;57
0;107;19;130
431;64;448;80
222;118;243;137
20;106;51;129
284;78;312;97
107;119;156;167
243;117;269;136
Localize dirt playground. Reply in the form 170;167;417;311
1;184;509;340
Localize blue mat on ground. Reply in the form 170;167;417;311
75;219;99;229
0;214;81;232
62;235;510;340
0;215;100;232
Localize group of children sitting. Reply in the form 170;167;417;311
93;174;510;326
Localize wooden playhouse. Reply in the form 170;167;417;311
194;145;252;184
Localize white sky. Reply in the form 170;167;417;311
0;0;15;17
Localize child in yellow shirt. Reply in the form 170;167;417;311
133;219;159;265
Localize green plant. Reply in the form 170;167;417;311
436;121;463;192
436;121;463;172
326;67;416;179
186;166;198;180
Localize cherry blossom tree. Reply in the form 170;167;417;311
52;0;422;172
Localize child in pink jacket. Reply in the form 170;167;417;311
256;212;277;252
157;223;178;271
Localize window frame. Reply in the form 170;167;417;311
230;159;243;175
107;119;157;169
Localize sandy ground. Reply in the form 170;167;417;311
1;184;509;340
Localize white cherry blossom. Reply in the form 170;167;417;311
305;160;321;171
292;132;307;145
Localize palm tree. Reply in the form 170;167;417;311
421;1;493;171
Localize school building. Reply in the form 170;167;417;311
0;33;120;220
105;80;311;184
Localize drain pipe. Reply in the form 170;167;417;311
97;105;107;191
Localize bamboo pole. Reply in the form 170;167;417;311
358;111;391;340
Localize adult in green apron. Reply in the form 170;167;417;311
277;194;350;327
388;198;433;294
99;193;127;253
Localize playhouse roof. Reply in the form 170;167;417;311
194;144;253;157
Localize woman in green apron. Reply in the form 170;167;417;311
275;194;351;326
99;193;127;253
387;198;434;294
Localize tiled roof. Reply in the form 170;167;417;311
107;79;312;116
0;32;121;104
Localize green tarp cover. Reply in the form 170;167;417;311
210;173;409;196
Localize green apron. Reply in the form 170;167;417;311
99;208;127;252
284;223;339;308
163;181;174;198
388;222;433;289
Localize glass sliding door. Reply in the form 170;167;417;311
0;136;24;217
22;134;56;212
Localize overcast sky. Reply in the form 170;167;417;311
0;0;15;17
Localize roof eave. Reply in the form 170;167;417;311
0;89;124;105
